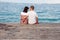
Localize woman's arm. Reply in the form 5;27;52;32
20;15;28;24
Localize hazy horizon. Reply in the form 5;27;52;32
0;0;60;4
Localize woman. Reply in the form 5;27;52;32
20;6;29;24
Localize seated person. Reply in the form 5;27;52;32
20;6;29;24
28;6;39;24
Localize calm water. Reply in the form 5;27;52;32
0;2;60;23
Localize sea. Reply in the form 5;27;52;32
0;2;60;23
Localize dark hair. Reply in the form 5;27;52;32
30;6;34;10
23;6;29;13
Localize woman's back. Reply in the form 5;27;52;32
20;12;28;24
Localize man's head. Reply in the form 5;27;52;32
30;6;34;11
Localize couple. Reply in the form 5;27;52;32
20;6;39;24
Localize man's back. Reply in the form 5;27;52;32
28;11;38;24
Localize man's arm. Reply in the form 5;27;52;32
35;17;39;24
35;12;39;24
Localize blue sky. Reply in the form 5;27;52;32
0;0;60;4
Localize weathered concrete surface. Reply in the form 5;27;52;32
0;23;60;40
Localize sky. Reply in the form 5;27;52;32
0;0;60;4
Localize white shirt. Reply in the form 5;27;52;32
21;12;28;16
28;11;38;24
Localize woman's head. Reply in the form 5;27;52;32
23;6;29;13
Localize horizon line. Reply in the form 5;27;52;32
0;1;60;4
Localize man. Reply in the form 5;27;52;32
28;6;39;24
